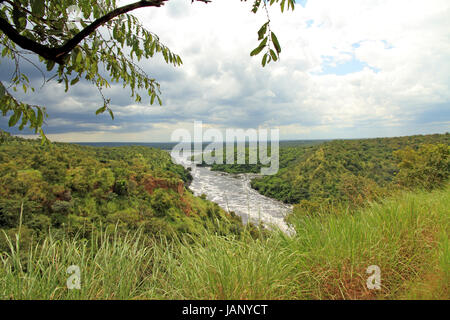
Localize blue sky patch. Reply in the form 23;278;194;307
296;0;308;8
316;54;380;76
382;40;394;49
352;40;394;50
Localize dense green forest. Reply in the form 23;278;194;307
252;134;449;205
200;140;326;174
0;130;245;252
205;134;449;210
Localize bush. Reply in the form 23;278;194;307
394;144;449;190
151;189;174;217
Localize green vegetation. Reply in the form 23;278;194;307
195;140;326;174
1;185;448;299
1;0;447;302
200;135;449;220
248;134;450;204
0;131;245;253
0;131;448;300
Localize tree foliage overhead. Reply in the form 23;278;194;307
0;0;295;141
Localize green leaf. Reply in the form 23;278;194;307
46;60;55;72
39;129;49;146
262;53;268;67
288;0;296;11
108;109;114;120
162;48;168;63
270;49;278;61
150;41;156;56
8;110;21;127
2;47;9;57
76;51;83;65
250;38;268;56
271;32;281;54
257;22;269;41
12;8;27;32
70;77;80;86
19;114;28;130
31;0;45;17
250;45;264;57
96;105;107;115
28;107;37;124
0;82;6;98
37;108;43;126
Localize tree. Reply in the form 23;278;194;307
394;143;449;190
0;0;295;142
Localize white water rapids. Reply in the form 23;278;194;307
171;152;294;234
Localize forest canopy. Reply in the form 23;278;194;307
0;131;247;252
203;134;450;211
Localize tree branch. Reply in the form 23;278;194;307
55;0;169;60
0;0;169;64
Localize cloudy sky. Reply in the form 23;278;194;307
1;0;449;142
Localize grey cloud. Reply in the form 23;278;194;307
1;0;449;141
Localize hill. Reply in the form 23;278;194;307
251;134;449;204
0;131;245;252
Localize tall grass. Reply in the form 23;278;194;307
1;186;448;300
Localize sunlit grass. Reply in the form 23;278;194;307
1;186;448;300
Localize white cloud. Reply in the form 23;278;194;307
7;0;449;141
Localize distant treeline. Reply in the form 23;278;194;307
76;140;329;151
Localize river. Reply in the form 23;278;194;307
171;152;293;234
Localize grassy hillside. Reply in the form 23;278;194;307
1;185;448;299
